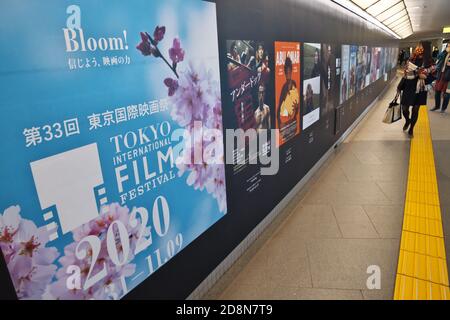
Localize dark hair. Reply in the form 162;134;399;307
422;42;433;67
284;56;293;73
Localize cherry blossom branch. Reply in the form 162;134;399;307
145;32;179;79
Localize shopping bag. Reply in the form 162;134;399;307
382;92;402;124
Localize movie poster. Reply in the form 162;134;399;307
321;44;340;117
376;47;382;80
0;0;227;300
275;42;301;146
340;45;350;105
348;45;358;98
370;47;380;83
365;47;372;87
225;40;272;190
380;47;386;77
394;48;399;69
388;48;395;72
388;47;392;70
356;46;368;92
385;47;391;75
226;40;272;132
392;48;399;69
303;43;321;129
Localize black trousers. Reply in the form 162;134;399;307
435;91;450;111
444;93;450;111
402;104;420;131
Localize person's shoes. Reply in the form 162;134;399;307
430;107;440;111
403;121;410;131
408;128;414;138
440;109;446;114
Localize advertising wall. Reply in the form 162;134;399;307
0;0;399;299
0;0;227;300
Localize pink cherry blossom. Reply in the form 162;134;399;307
206;165;227;213
169;38;185;65
136;32;154;56
48;203;148;300
136;26;227;214
0;205;59;299
164;78;179;97
167;62;227;213
153;26;166;43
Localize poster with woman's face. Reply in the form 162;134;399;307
275;42;301;146
340;45;350;105
303;43;321;129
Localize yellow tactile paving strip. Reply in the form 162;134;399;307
394;107;450;300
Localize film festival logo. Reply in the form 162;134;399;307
29;127;280;238
29;126;280;292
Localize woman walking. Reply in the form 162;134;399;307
398;45;435;137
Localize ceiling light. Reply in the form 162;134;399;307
400;31;413;38
394;22;411;31
393;21;410;29
332;0;401;38
367;0;401;17
388;15;409;29
396;26;412;35
335;0;413;39
351;0;379;10
396;27;411;36
382;9;407;26
376;2;405;22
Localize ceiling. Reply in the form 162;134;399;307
349;0;413;38
404;0;450;40
335;0;450;40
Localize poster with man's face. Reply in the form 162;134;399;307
275;42;301;146
226;40;272;132
303;43;321;130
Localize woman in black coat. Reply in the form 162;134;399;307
398;46;434;137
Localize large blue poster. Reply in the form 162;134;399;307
0;0;226;299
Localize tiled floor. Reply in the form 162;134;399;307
203;79;449;300
429;95;450;280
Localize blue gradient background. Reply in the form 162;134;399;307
0;0;225;298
